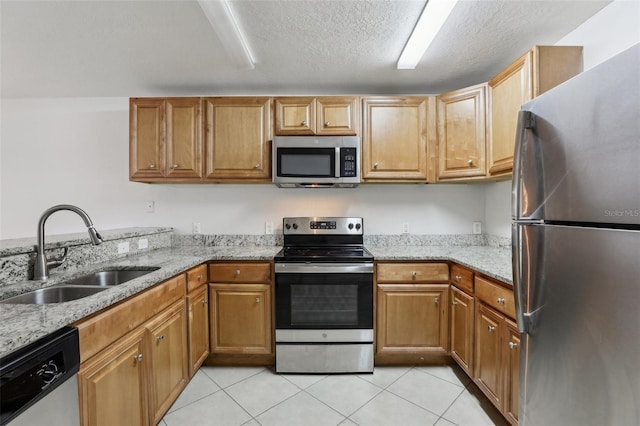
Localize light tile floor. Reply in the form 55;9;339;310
161;365;509;426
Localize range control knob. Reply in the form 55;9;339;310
292;223;298;230
285;223;291;230
355;223;361;230
348;223;354;230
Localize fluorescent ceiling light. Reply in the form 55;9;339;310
397;0;458;70
198;0;255;70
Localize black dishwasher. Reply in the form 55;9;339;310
0;326;80;425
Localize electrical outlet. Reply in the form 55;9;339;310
145;200;155;213
473;221;482;235
402;223;410;234
192;222;201;234
138;238;148;250
265;222;274;235
117;242;130;254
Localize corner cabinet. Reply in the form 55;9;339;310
488;46;583;176
208;262;273;364
362;97;435;182
274;96;358;135
130;97;203;182
186;264;209;378
375;262;449;364
437;84;487;180
204;97;272;181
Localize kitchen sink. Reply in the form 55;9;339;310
62;267;160;286
0;285;108;304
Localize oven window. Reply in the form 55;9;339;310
291;284;358;326
277;148;335;177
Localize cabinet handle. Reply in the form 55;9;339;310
254;163;261;169
171;164;179;169
255;297;260;303
509;342;519;349
133;354;143;363
373;162;379;169
324;121;330;127
301;120;307;126
468;159;474;166
454;275;462;282
156;335;165;343
452;301;458;305
497;297;505;304
487;326;496;332
435;297;439;305
149;164;156;169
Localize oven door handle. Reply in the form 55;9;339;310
275;262;373;274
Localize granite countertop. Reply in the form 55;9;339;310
0;244;512;358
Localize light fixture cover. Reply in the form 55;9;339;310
397;0;458;70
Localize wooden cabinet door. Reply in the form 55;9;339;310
362;97;429;181
475;303;503;409
130;98;165;179
437;84;487;180
204;97;271;180
146;301;188;425
376;284;448;354
316;96;358;135
187;285;210;377
450;286;474;376
274;97;315;135
209;283;272;354
78;329;148;426
503;318;520;426
165;98;203;179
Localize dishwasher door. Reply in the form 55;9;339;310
0;326;80;426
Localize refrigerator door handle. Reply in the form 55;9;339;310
512;223;527;333
511;110;535;219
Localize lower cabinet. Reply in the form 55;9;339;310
504;319;520;426
450;285;474;376
78;329;148;426
475;302;504;407
187;285;210;377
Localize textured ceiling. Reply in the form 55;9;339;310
0;0;612;98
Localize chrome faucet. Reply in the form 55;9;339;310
33;204;103;280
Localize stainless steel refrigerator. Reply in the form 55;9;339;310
512;43;640;426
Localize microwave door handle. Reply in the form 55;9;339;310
335;147;340;177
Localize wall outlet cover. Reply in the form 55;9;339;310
117;242;130;254
265;222;274;235
402;223;410;234
145;200;155;213
473;221;482;235
192;222;201;234
138;239;148;249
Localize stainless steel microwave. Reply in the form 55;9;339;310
273;136;361;188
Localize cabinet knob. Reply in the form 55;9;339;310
254;163;261;169
509;342;519;350
497;297;505;304
149;164;156;169
301;120;307;126
468;159;474;166
454;275;462;282
373;162;379;169
156;335;165;343
133;354;143;363
452;301;458;305
487;326;496;332
324;121;330;127
171;164;179;169
202;298;207;305
255;297;260;303
434;297;439;305
412;271;417;278
198;274;204;281
236;269;241;275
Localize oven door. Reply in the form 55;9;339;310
274;263;373;331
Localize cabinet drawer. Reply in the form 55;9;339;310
377;263;449;283
209;262;271;283
186;264;208;293
475;276;515;318
451;264;474;293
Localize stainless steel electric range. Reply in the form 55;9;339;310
274;217;374;374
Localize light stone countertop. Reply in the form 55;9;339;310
0;244;512;358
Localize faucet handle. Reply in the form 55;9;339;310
47;247;69;269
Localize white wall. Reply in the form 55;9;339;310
0;97;485;239
483;0;640;238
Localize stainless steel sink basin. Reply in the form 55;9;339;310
0;286;107;304
63;267;160;286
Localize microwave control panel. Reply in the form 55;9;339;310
340;148;357;177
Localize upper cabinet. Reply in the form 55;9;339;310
361;97;435;182
130;97;203;182
204;97;272;181
437;84;487;180
274;96;358;135
488;46;583;176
